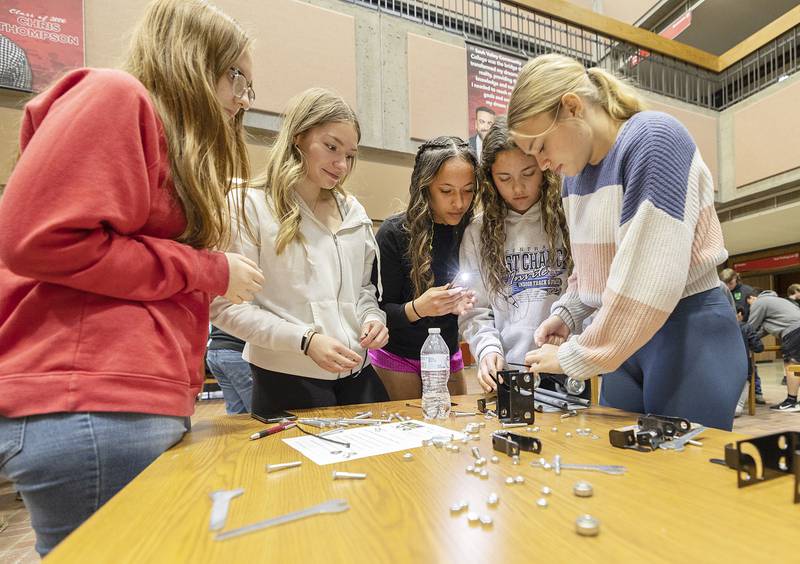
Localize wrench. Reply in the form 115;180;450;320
658;426;707;451
209;488;244;531
215;499;350;541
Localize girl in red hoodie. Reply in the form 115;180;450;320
0;0;263;556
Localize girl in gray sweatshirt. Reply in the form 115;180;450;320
459;119;571;392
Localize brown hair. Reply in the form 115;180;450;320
478;118;571;301
404;136;478;298
125;0;252;249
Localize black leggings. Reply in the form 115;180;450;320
249;364;389;417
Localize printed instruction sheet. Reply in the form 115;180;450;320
283;420;465;465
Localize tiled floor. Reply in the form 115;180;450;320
1;360;797;561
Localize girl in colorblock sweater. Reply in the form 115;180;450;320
507;53;746;430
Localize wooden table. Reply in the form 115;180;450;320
46;396;797;563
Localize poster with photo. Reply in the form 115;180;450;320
466;43;525;162
0;1;85;92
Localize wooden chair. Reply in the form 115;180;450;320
747;351;756;416
590;375;600;405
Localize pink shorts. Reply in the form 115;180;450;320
368;348;464;374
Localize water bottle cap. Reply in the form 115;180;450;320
428;328;441;334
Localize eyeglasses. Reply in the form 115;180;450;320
229;67;255;105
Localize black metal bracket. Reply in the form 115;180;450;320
492;430;542;457
495;369;536;424
609;414;693;452
723;431;800;503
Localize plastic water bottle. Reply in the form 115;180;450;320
420;328;451;419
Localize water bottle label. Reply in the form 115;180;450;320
421;354;449;372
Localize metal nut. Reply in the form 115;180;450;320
487;493;499;506
573;481;594;498
541;486;552;495
575;514;600;536
536;498;548;508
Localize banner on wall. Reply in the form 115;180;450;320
466;43;525;162
0;1;85;92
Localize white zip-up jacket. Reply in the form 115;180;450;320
458;205;569;366
211;188;385;380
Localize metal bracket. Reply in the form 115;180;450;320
495;369;535;424
609;415;694;452
492;430;542;457
727;431;800;504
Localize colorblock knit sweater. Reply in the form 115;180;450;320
554;111;727;379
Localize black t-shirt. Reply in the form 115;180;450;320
372;213;464;359
208;325;245;353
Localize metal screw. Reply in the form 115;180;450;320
332;471;366;480
471;447;481;460
266;461;302;473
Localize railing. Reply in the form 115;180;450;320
344;0;800;110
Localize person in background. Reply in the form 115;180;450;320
468;106;496;163
370;136;478;400
0;0;263;555
734;306;765;417
747;289;800;411
459;118;570;392
212;88;389;417
720;268;754;320
508;53;746;430
787;283;800;309
206;326;252;414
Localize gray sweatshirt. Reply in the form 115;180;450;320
458;205;569;366
747;290;800;339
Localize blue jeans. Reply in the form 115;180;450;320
0;412;187;556
600;286;747;431
206;348;253;414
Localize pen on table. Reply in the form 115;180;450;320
249;422;296;441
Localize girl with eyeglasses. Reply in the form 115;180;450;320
369;137;478;400
458;118;571;393
212;88;389;417
0;0;262;556
507;53;746;430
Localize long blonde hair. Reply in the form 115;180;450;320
404;136;478;298
478;118;571;302
125;0;251;250
508;53;645;133
264;88;360;255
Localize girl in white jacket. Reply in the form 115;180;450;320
459;118;571;392
212;88;389;416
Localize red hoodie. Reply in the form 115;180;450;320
0;69;229;418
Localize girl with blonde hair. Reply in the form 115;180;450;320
212;88;389;416
508;53;745;430
370;136;478;400
0;0;262;555
459;118;571;392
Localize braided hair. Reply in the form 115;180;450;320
403;136;479;298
